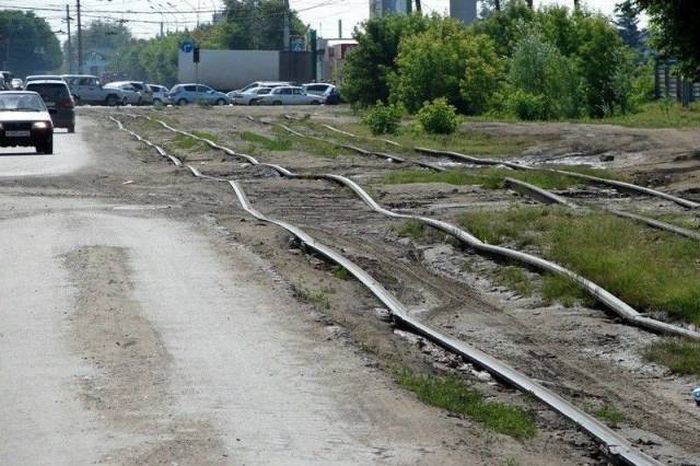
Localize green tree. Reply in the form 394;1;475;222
629;0;700;74
614;1;642;50
64;20;132;73
342;14;431;107
390;18;501;113
508;29;581;118
208;0;306;50
0;11;62;75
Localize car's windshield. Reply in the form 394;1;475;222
0;94;46;112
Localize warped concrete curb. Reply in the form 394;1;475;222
110;114;662;466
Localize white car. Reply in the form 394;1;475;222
103;82;141;105
256;86;323;105
302;83;335;96
148;84;170;105
229;86;273;105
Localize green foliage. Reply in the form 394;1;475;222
0;11;62;75
631;0;700;74
240;131;292;151
507;29;581;119
396;219;426;240
397;370;536;439
111;32;191;86
496;266;533;297
460;207;700;323
592;404;624;428
64;20;131;73
342;14;431;107
417;98;458;134
508;90;550;121
362;101;402;135
644;338;700;376
390;18;502;114
206;0;306;50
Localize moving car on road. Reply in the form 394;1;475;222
255;86;323;105
62;74;124;106
229;86;272;105
168;84;230;106
0;91;54;154
24;80;76;133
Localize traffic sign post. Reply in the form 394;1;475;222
193;46;200;104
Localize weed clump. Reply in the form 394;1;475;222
363;101;402;135
397;370;536;439
644;339;700;376
417;98;458;134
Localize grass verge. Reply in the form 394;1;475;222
171;133;203;150
644;339;700;376
240;130;292;151
459;207;700;323
397;370;536;439
592;404;624;428
382;168;587;190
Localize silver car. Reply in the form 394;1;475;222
256;86;323;105
148;84;170;105
103;82;141;105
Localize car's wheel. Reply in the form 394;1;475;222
73;96;81;106
272;100;282;105
136;96;143;106
106;95;119;106
68;124;75;134
36;136;53;154
215;98;226;106
178;98;188;106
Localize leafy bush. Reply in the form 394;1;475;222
390;18;502;114
417;98;458;134
508;90;550;121
362;101;402;135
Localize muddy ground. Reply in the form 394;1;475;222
98;104;699;465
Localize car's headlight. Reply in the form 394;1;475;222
33;121;49;129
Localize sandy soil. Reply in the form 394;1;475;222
101;104;700;465
0;112;595;465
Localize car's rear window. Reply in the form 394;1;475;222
25;83;70;102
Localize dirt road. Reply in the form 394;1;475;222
0;114;583;464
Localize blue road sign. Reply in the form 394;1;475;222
181;41;194;53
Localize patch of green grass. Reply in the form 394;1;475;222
644;338;700;376
593;101;700;129
542;274;589;307
240;131;292;151
292;285;330;309
460;207;700;323
397;370;536;439
650;213;700;231
395;219;427;240
592;404;624;427
333;266;350;280
495;266;533;297
171;133;202;150
191;130;220;142
382;168;587;190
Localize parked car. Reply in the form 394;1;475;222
62;74;124;106
148;84;170;105
108;81;153;105
0;91;54;154
168;84;230;105
230;86;273;105
25;75;65;86
302;83;334;96
10;78;24;90
231;81;291;97
322;85;341;105
256;86;323;105
103;82;141;105
24;80;75;133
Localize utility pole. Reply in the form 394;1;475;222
66;5;72;73
494;0;501;11
160;21;164;37
282;0;290;50
76;0;83;73
573;0;580;11
338;19;342;39
415;0;422;13
526;0;533;8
